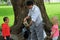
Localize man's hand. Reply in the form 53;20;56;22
24;16;30;22
24;18;27;22
4;37;6;40
27;24;30;28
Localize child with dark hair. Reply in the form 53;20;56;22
2;17;10;40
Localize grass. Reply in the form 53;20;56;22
0;2;7;6
0;6;14;28
45;3;60;19
0;3;60;29
45;3;60;29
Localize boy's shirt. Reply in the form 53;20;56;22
2;23;10;37
51;24;59;37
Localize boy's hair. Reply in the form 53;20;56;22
3;17;8;22
26;1;34;6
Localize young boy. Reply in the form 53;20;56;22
2;17;10;40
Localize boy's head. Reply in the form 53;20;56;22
26;1;34;9
3;17;9;23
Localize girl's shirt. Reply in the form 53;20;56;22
51;24;59;37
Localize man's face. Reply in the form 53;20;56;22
27;5;33;9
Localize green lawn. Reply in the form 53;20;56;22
45;3;60;29
0;6;14;28
45;3;60;20
0;3;60;29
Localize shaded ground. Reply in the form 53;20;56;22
0;31;60;40
0;31;19;40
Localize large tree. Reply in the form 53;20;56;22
10;0;52;40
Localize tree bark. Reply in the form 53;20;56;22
11;0;52;40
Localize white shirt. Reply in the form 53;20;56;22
28;5;43;26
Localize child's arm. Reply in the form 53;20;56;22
50;28;57;38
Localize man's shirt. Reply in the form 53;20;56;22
28;5;43;26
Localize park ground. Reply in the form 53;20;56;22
0;3;60;29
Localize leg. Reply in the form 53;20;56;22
35;23;44;40
6;36;10;40
27;34;31;40
30;25;38;40
31;29;38;40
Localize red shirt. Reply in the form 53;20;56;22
2;23;10;37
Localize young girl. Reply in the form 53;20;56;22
2;17;10;40
50;16;59;40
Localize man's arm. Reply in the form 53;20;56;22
24;16;30;22
26;20;33;28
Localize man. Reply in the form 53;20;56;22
24;1;44;40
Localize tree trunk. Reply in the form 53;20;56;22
11;0;52;40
